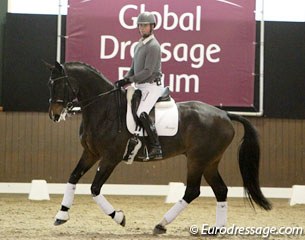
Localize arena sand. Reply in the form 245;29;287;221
0;194;304;240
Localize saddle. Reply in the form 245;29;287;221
124;86;178;163
157;87;171;102
131;87;171;127
126;86;178;137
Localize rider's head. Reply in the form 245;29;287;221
137;12;156;38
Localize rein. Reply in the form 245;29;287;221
49;63;123;132
49;64;119;112
72;87;123;133
49;64;123;132
73;87;119;111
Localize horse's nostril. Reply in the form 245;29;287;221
53;114;60;122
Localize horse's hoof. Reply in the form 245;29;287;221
153;224;167;235
54;219;67;226
113;210;126;227
54;210;69;226
120;215;126;227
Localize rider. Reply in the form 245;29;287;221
115;12;164;160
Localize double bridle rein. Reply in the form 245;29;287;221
48;65;119;113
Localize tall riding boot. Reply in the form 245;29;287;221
138;112;163;160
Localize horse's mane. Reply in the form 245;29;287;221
65;61;113;85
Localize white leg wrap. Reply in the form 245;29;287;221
163;199;188;225
216;201;227;227
61;183;76;208
93;194;115;215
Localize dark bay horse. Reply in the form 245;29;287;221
47;61;271;234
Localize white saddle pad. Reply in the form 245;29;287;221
126;86;178;136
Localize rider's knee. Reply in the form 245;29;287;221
132;90;142;122
183;186;201;203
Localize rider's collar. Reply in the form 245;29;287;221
140;34;155;45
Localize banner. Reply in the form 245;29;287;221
66;0;256;107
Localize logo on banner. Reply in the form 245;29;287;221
67;0;256;107
100;4;221;94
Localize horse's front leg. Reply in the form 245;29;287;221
54;150;99;225
91;159;125;226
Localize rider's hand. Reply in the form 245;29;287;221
115;78;130;88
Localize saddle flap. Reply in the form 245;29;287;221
126;86;178;137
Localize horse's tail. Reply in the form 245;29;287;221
227;113;272;211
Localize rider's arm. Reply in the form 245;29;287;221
128;43;161;84
124;60;135;78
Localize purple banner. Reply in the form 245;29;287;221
66;0;256;107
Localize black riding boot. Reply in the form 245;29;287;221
137;112;163;160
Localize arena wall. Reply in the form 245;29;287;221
0;112;304;187
0;2;304;188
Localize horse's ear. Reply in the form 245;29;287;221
42;59;54;71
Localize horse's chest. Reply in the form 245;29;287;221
80;132;98;152
81;129;115;153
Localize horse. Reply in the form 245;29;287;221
46;61;271;235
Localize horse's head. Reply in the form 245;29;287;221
46;61;78;122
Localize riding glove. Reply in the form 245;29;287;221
115;78;131;88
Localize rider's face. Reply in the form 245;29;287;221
138;24;152;38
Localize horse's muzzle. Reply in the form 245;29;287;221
49;110;61;122
49;103;64;122
51;113;61;122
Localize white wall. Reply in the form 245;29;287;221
255;0;305;21
8;0;68;15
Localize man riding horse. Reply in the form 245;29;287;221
47;12;271;236
115;12;164;160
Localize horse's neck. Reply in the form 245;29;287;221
79;78;112;99
79;79;113;123
82;90;127;128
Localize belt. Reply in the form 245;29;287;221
136;78;162;85
154;78;161;86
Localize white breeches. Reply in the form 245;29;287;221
135;83;164;117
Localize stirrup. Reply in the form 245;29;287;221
138;146;163;161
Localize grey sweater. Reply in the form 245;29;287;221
125;35;162;84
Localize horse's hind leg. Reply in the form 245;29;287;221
203;160;228;228
154;161;203;234
54;150;99;225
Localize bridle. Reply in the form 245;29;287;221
48;64;119;113
48;64;78;111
